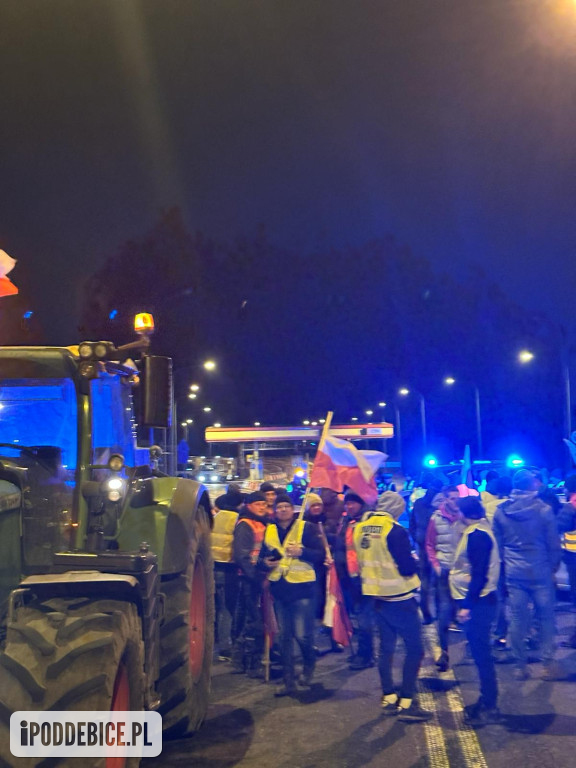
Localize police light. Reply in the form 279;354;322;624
134;313;155;335
507;454;524;468
423;454;438;468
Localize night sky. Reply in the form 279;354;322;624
1;0;576;340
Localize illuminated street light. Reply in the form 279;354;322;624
518;350;534;364
399;388;410;396
203;406;212;413
311;421;318;426
378;402;386;408
319;418;326;424
444;377;456;386
365;410;374;416
351;417;358;421
254;422;261;426
186;419;193;424
190;383;200;391
203;360;217;371
188;393;197;399
214;423;222;428
303;420;310;425
180;421;187;427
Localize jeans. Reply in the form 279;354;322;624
433;568;455;653
373;597;424;699
464;595;498;708
232;579;264;670
507;578;555;666
342;576;374;661
275;597;316;686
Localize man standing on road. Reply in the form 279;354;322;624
212;493;241;660
425;486;465;671
232;491;270;676
450;497;501;725
261;493;324;696
409;478;442;624
493;469;562;681
354;491;431;722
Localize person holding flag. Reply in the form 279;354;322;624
260;493;324;697
353;491;431;722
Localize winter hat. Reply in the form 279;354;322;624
458;496;485;520
513;469;537;491
246;491;267;504
215;493;240;511
344;491;365;506
376;491;406;519
306;492;323;509
274;493;294;508
260;482;276;494
227;483;245;507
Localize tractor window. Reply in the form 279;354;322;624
0;378;78;469
90;374;136;467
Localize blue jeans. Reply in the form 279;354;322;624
507;578;555;666
373;597;424;699
275;597;316;686
464;595;498;708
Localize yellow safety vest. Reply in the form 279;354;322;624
563;530;576;553
211;509;239;563
353;513;420;600
264;521;316;584
449;519;500;600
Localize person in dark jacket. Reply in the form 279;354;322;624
409;479;442;624
493;469;562;681
319;487;345;535
231;491;269;676
557;474;576;647
451;497;501;726
261;494;324;696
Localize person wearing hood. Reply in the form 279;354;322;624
493;469;562;681
425;486;466;671
409;477;443;624
231;491;270;676
353;491;430;722
450;497;501;726
334;490;375;670
260;493;324;696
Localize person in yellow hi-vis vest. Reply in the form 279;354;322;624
450;496;501;727
261;493;324;697
211;493;241;660
354;491;431;723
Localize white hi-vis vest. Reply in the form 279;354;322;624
264;521;316;584
353;513;420;600
449;519;500;600
211;509;239;563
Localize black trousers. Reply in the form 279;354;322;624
463;594;498;708
374;597;424;700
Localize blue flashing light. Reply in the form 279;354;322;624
507;454;524;469
423;454;438;468
22;311;33;319
109;309;118;320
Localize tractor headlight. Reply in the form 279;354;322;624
105;476;125;502
78;343;93;359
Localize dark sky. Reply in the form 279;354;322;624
1;0;576;342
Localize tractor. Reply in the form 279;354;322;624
0;314;214;766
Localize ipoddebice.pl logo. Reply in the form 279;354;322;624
10;712;162;758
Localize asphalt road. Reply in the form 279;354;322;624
145;602;576;768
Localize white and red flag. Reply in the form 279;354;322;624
323;562;353;647
310;434;386;505
0;250;18;298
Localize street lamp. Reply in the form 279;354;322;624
203;360;217;371
399;387;427;453
190;383;200;392
365;409;374;416
518;350;534;364
443;376;483;458
203;406;212;413
254;421;261;426
188;393;197;400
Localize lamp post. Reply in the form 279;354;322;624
444;377;483;458
399;388;427;454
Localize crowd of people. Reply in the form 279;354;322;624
209;467;576;727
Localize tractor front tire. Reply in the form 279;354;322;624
158;506;214;738
0;598;145;768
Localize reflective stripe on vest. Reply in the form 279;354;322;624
449;519;500;600
211;509;239;563
353;514;420;598
563;531;576;553
264;521;316;584
237;517;267;564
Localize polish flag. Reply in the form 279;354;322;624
0;250;18;298
323;562;353;647
310;434;386;505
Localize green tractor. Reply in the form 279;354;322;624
0;314;214;766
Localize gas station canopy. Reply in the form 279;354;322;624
205;422;394;443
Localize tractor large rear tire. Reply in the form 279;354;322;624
0;598;145;768
158;506;214;738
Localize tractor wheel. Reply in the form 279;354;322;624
0;598;144;768
158;506;214;738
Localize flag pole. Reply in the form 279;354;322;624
296;411;333;523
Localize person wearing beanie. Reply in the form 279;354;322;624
260;482;277;517
450;497;501;726
334;490;375;670
260;495;324;696
353;491;430;722
212;493;242;660
425;486;466;672
493;469;562;681
231;491;270;676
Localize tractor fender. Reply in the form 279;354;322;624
161;478;212;575
15;572;144;610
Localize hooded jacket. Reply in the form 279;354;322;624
409;487;440;548
492;490;561;582
233;506;269;582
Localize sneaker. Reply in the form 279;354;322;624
274;683;297;698
381;695;399;716
464;701;501;727
512;665;530;681
348;656;375;670
492;637;507;651
435;652;449;672
448;622;463;633
396;702;433;723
